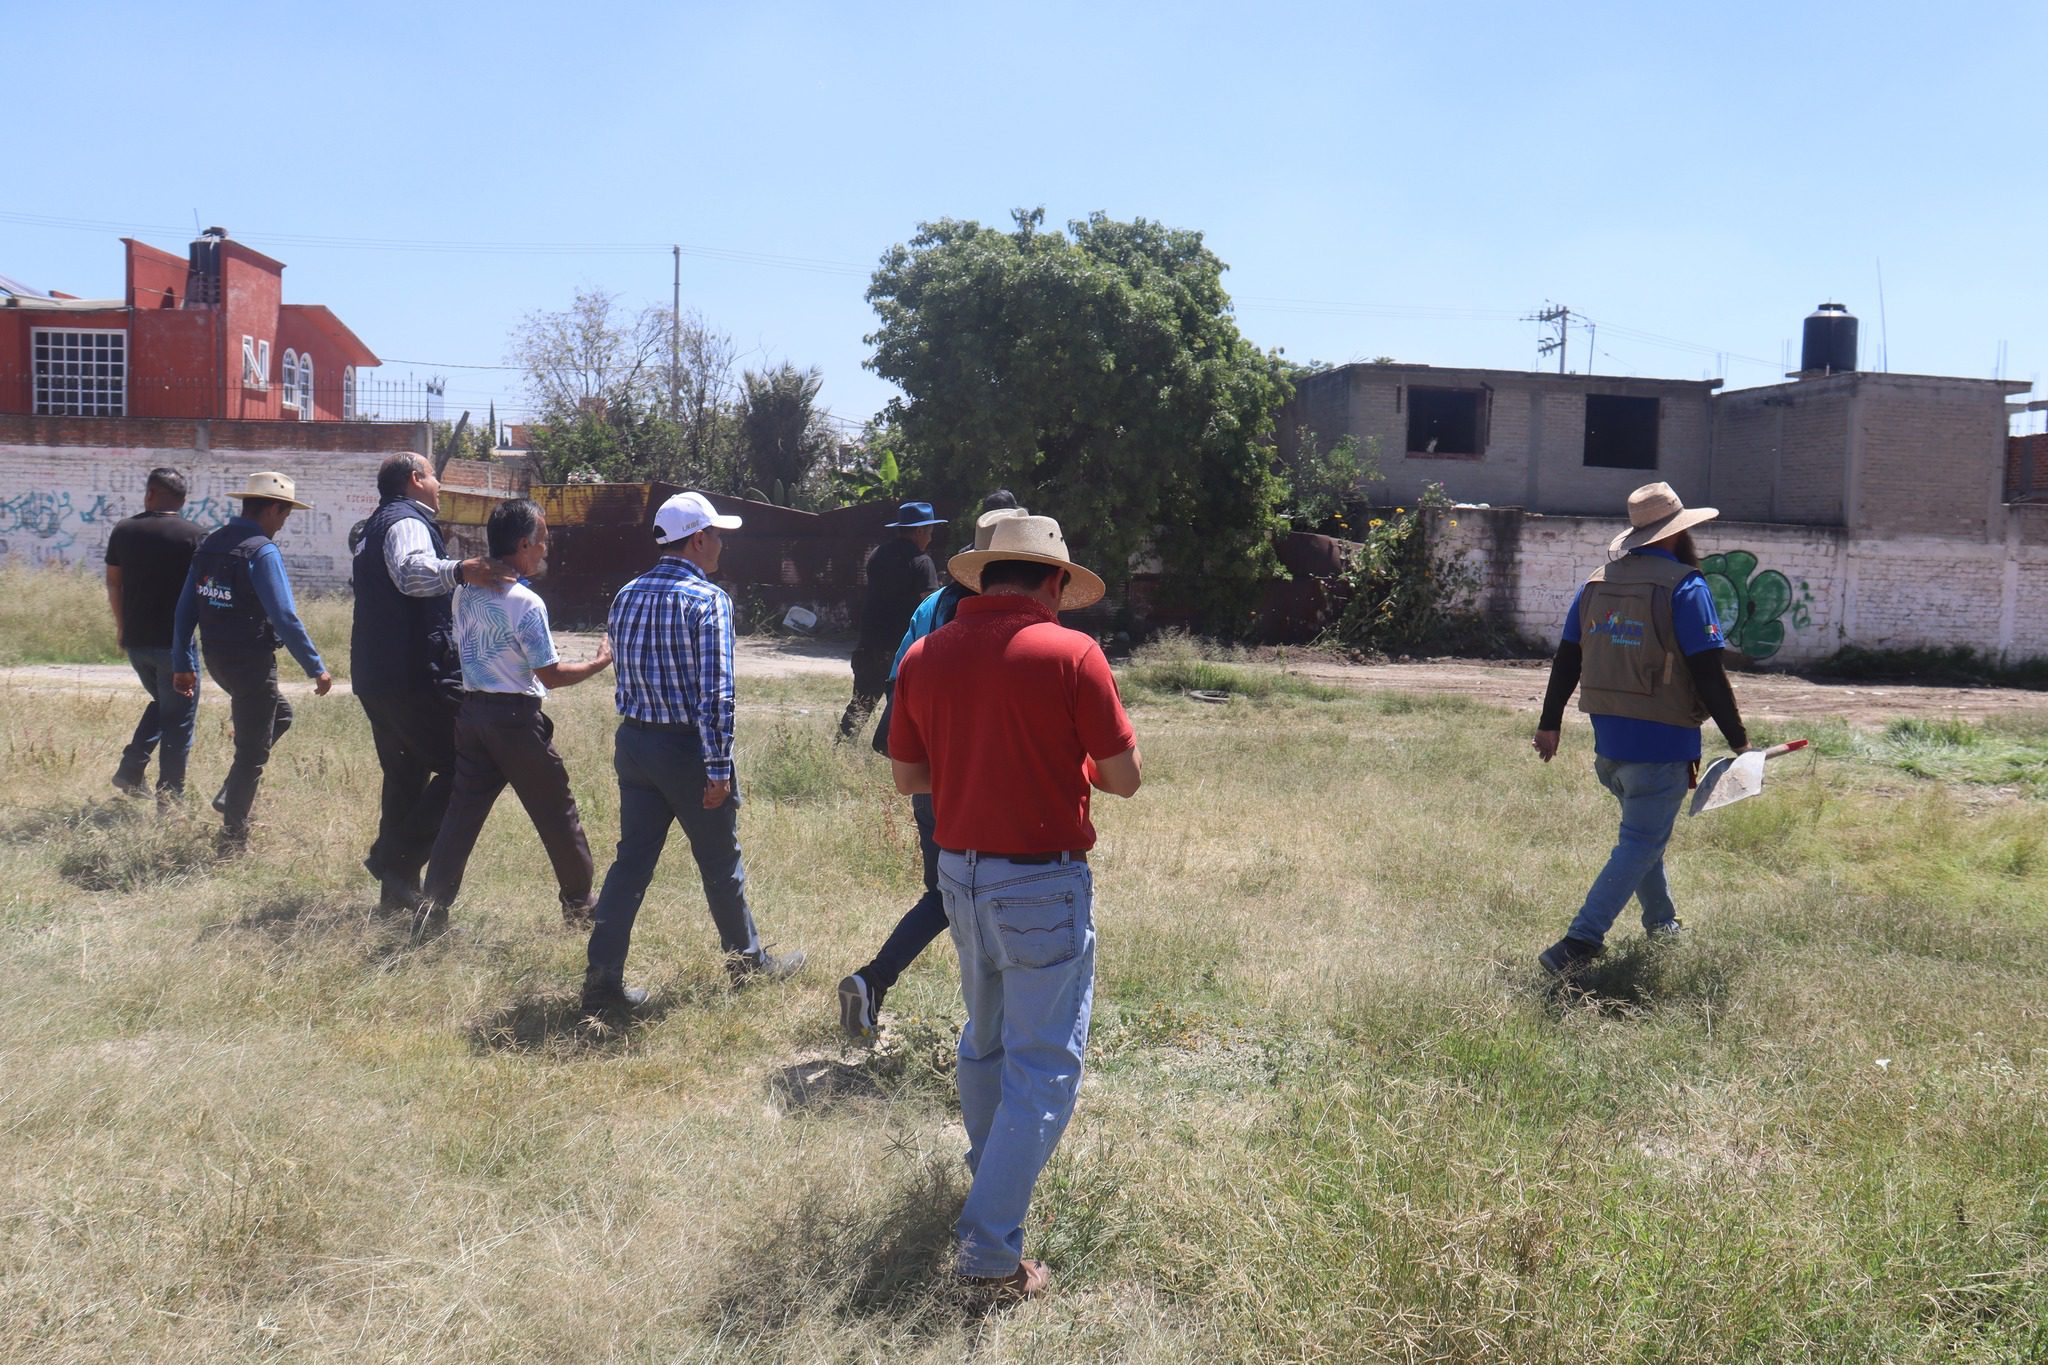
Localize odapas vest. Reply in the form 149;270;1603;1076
350;498;458;696
189;525;278;655
1576;553;1709;728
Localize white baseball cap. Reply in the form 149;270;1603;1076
653;490;742;544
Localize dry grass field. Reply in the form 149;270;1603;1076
2;569;2046;1362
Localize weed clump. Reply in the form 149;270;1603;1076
1122;632;1345;702
52;805;217;891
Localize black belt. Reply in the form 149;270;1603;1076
941;848;1087;864
623;716;697;734
464;690;537;703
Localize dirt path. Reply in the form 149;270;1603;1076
3;644;2040;727
1279;657;2046;728
0;636;853;700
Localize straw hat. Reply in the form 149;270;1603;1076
970;506;1027;550
238;471;312;510
947;513;1105;610
1610;482;1718;555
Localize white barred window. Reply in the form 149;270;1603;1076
342;366;356;419
32;328;127;416
298;354;314;419
282;350;300;407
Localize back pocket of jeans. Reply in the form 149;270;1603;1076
990;891;1078;969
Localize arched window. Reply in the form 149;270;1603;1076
298;354;314;419
282;350;300;408
341;366;356;420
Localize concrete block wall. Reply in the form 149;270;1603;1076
1853;380;2009;540
1432;509;2045;665
0;416;429;592
1288;367;1718;515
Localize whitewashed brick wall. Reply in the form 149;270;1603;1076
0;444;384;592
1434;509;2046;665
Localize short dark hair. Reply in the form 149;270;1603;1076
242;496;286;518
981;489;1019;512
488;498;544;559
377;452;428;500
978;559;1065;592
145;467;187;503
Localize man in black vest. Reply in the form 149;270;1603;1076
170;471;333;854
351;452;513;912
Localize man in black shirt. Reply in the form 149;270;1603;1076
105;467;208;800
838;500;941;741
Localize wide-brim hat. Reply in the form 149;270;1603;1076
883;499;944;528
971;506;1027;551
1610;481;1718;555
239;470;312;510
947;513;1106;611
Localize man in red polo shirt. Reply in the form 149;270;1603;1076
889;513;1141;1300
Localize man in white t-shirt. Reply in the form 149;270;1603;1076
414;499;612;936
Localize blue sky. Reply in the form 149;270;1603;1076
11;0;2046;433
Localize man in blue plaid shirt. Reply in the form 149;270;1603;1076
582;491;806;1015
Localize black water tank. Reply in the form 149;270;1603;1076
1801;302;1857;375
184;229;225;308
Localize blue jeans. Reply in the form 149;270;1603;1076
118;645;199;795
587;723;760;975
1567;756;1689;947
859;792;946;991
938;849;1096;1277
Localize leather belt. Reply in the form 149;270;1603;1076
623;716;697;734
941;848;1087;864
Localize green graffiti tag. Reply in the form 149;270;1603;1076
1700;550;1809;660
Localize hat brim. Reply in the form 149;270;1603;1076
1610;505;1718;555
883;517;945;528
249;494;313;510
947;548;1106;611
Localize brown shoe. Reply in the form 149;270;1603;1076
560;897;596;932
960;1258;1050;1300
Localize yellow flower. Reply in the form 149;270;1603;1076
1395;507;1405;514
1368;518;1383;528
1449;519;1458;527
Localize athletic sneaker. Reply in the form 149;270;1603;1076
1646;918;1685;942
838;972;886;1039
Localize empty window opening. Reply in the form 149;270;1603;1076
1406;387;1485;456
1583;394;1660;469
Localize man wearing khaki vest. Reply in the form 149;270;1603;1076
1530;483;1751;978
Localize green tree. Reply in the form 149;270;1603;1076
738;364;835;503
865;208;1290;630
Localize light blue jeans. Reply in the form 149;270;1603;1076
1567;756;1689;947
937;850;1096;1278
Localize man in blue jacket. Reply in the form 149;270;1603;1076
172;471;333;854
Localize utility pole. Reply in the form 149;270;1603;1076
1524;302;1572;374
671;245;682;420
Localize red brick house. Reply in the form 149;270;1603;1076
0;229;378;422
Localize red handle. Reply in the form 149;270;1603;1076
1765;739;1809;758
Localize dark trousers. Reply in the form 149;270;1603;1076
422;693;594;910
202;648;293;836
859;791;948;991
838;644;891;739
119;645;199;795
588;722;760;975
358;687;460;880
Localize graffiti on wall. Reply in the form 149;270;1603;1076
1701;550;1814;660
0;451;371;590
